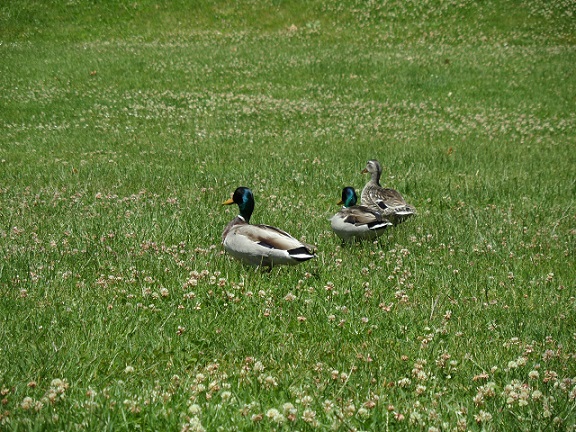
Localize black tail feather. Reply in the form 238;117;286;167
288;246;316;261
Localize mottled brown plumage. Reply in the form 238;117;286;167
360;160;416;225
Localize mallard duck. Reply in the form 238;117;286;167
330;187;393;243
361;159;416;225
222;187;316;268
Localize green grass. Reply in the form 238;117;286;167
1;0;575;430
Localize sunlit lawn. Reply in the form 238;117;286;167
1;0;575;430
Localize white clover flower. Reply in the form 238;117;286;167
267;409;286;424
184;416;205;432
473;393;484;406
208;380;219;392
282;402;297;416
397;378;412;388
532;390;543;401
266;408;280;419
357;407;370;419
264;375;278;387
343;402;356;416
195;373;205;383
206;362;219;373
33;400;44;411
250;413;263;422
323;399;334;413
50;378;63;388
302;409;317;423
542;350;555;361
477;382;496;399
409;411;423;425
414;370;428;381
188;404;202;415
21;397;34;410
474;409;492;425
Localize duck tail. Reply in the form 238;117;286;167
288;246;316;262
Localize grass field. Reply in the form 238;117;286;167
1;0;575;430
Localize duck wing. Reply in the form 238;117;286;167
371;188;407;207
339;206;382;225
241;224;311;251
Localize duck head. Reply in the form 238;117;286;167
361;159;382;182
223;186;255;222
338;187;358;207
